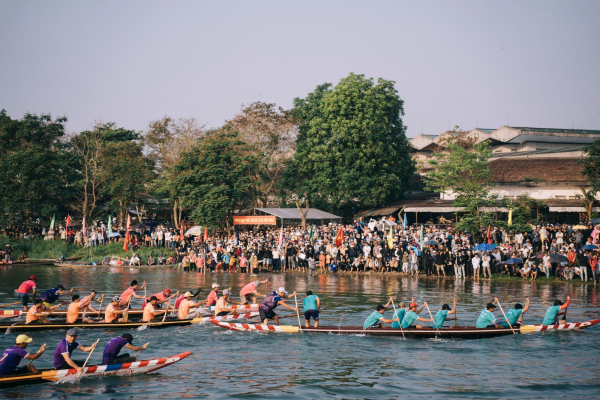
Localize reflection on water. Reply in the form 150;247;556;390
0;266;599;399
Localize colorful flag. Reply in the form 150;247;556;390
388;226;394;249
487;225;492;245
123;214;131;252
66;215;71;228
508;209;513;226
278;226;283;247
419;225;424;250
204;226;208;242
309;225;314;242
50;214;55;230
108;215;112;235
403;213;407;229
82;217;86;235
335;226;344;248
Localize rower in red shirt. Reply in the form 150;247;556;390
206;283;229;307
142;288;177;308
119;280;146;308
15;276;38;311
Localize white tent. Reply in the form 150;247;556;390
185;225;203;236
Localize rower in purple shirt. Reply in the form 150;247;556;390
102;333;148;365
53;328;97;373
0;335;46;376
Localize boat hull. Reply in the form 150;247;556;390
0;352;191;388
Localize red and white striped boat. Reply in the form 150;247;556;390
0;352;192;387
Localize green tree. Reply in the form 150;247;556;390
170;129;257;228
0;110;76;225
283;74;414;213
579;139;600;220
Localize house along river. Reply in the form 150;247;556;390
0;265;599;399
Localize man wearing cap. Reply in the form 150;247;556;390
0;335;46;376
39;285;72;308
119;280;146;308
399;301;433;329
476;299;500;328
363;298;398;329
26;299;61;325
142;288;176;308
142;296;168;322
102;334;148;365
259;287;298;326
53;329;97;372
206;283;228;308
214;289;242;316
15;275;38;311
432;299;457;329
104;296;129;323
174;288;203;309
542;296;571;325
177;292;205;320
239;279;269;304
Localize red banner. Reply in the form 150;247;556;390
233;216;277;225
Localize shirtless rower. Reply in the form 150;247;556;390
25;299;61;325
104;296;129;323
177;292;205;320
259;287;298;326
174;288;202;309
119;280;146;308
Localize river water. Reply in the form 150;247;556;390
1;265;599;399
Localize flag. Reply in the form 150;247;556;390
335;226;344;248
82;217;86;235
108;215;112;235
204;226;208;242
508;209;513;226
180;220;184;241
487;225;491;245
403;213;407;229
388;226;394;249
279;226;283;247
309;225;314;242
236;227;240;246
66;214;71;228
123;214;131;252
419;225;424;250
50;214;55;230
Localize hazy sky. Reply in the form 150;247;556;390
1;1;599;137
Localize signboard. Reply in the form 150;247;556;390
233;216;277;225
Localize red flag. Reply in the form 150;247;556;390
487;225;492;245
123;214;131;252
180;220;185;241
335;226;344;248
66;215;71;228
204;226;208;242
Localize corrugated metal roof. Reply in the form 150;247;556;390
256;208;342;220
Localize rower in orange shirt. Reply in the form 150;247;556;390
177;292;205;320
79;290;103;313
119;280;146;308
105;296;129;323
143;296;167;322
66;295;94;323
25;299;60;325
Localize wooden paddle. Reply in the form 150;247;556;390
391;299;405;340
77;339;100;379
0;301;21;308
495;299;515;334
425;303;440;336
133;342;149;358
97;295;104;318
294;294;302;331
27;343;46;366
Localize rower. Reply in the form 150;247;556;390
119;280;146;308
363;298;399;329
15;275;38;311
53;328;98;373
102;333;148;365
303;290;321;328
104;296;129;323
25;299;61;325
498;298;530;327
239;279;269;304
142;288;176;308
391;302;407;329
258;287;298;326
0;335;46;376
174;288;202;309
177;292;205;320
542;296;571;325
206;283;226;308
476;300;500;328
142;296;168;322
80;290;103;313
432;298;457;329
214;289;242;317
39;284;72;308
400;301;433;329
67;295;94;323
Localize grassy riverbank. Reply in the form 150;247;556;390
3;238;175;262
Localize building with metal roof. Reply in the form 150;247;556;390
236;208;342;225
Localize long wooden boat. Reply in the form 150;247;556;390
54;262;179;268
1;256;83;267
0;351;191;388
210;318;600;339
0;312;259;331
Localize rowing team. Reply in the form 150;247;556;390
363;296;571;329
0;330;148;377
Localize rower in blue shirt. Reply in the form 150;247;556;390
500;298;530;327
542;296;570;325
39;285;72;308
432;298;457;329
363;298;398;329
400;301;433;329
476;299;500;328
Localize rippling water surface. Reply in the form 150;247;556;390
1;266;599;399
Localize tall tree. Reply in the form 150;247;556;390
283;74;414;213
227;102;297;207
579;138;600;220
0;110;75;225
145;116;206;227
170;128;257;228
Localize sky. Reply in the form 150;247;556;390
1;0;599;137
